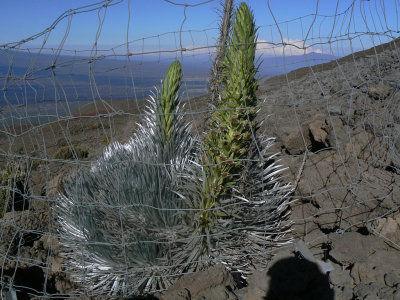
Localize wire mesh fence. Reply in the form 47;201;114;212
0;0;399;298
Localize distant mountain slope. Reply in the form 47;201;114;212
0;49;336;107
261;37;400;87
0;51;211;106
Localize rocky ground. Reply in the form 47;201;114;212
0;38;399;299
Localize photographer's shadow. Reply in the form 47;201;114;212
263;256;334;300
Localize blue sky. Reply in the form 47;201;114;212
1;0;399;57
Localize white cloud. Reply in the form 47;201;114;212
256;38;323;56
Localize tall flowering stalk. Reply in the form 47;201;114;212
193;2;293;269
201;2;260;232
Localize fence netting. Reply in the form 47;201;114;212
0;0;399;298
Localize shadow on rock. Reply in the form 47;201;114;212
265;257;334;300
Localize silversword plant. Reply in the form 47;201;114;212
57;61;200;296
57;2;293;297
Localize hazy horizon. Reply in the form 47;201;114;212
0;47;338;127
0;49;337;105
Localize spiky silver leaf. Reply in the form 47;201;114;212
170;135;293;275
